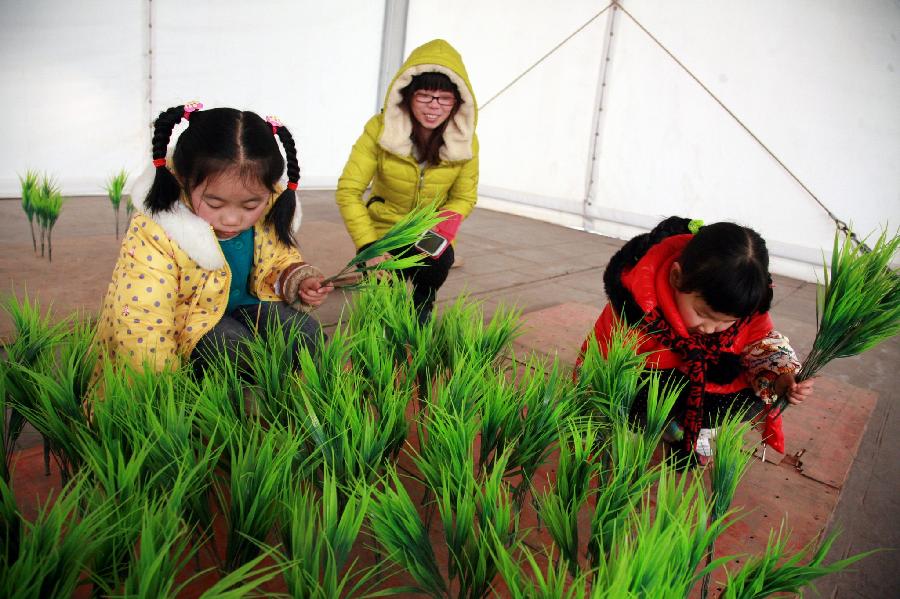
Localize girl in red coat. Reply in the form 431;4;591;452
580;216;813;465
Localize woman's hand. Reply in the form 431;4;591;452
775;373;815;405
298;277;334;308
365;253;392;269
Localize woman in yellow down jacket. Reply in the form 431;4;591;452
336;39;479;320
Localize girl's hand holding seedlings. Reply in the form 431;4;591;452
775;373;815;405
298;277;333;308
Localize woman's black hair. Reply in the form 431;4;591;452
677;222;773;317
146;105;299;246
399;72;462;164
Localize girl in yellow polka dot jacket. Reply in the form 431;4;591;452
96;104;334;374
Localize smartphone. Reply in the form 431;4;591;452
414;230;449;257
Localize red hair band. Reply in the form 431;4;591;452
287;181;298;190
183;100;203;120
152;158;167;168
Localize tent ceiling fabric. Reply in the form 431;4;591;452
1;0;897;279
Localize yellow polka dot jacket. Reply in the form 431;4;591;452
336;39;479;249
96;194;305;371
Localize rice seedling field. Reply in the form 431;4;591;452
1;194;896;597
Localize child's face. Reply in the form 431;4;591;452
673;291;738;335
190;168;269;240
669;262;737;335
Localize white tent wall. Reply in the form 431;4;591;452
407;0;900;280
0;0;385;197
0;0;148;197
151;0;384;189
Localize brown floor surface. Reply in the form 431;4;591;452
2;192;898;597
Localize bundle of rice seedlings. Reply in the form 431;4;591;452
8;313;97;482
323;202;444;287
368;467;446;598
575;323;648;424
491;541;588;599
17;170;39;253
535;422;601;577
31;175;64;261
720;524;874;598
277;470;380;598
774;228;900;415
105;169;129;239
1;293;69;479
587;421;660;566
218;422;304;570
0;474;114;599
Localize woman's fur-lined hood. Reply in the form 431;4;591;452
128;164;302;271
379;39;477;163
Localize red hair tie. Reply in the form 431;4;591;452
152;158;167;168
183;100;203;121
286;181;298;190
265;115;283;135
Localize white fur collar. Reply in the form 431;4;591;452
130;166;303;270
379;64;476;162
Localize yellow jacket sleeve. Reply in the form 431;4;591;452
441;134;479;218
336;116;381;249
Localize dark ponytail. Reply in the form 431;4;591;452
267;124;300;246
603;216;692;316
146;105;188;213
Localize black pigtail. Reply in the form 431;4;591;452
146;105;187;213
267;125;300;246
603;216;693;318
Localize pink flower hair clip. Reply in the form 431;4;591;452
265;115;284;134
183;100;203;120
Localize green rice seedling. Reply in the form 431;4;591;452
124;501;283;598
639;369;684;444
9;313;97;482
277;471;381;598
588;461;734;597
475;368;522;475
105;168;129;239
32;175;64;261
412;399;479;509
238;312;311;424
719;524;874;598
218;421;304;571
695;411;755;598
124;194;136;223
503;358;578;505
1;293;69;479
588;421;661;566
80;442;155;596
18;170;39;253
193;352;248;447
575;322;649;425
490;540;588;599
0;473;114;599
0;366;13;484
536;422;602;577
369;466;446;598
295;322;353;409
90;361;221;532
427;295;522;375
445;451;517;598
774;228;900;416
347;325;414;462
323;201;445;287
0;475;21;566
297;369;399;489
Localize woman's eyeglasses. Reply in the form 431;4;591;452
413;92;456;107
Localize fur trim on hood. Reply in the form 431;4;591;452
129;163;303;271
